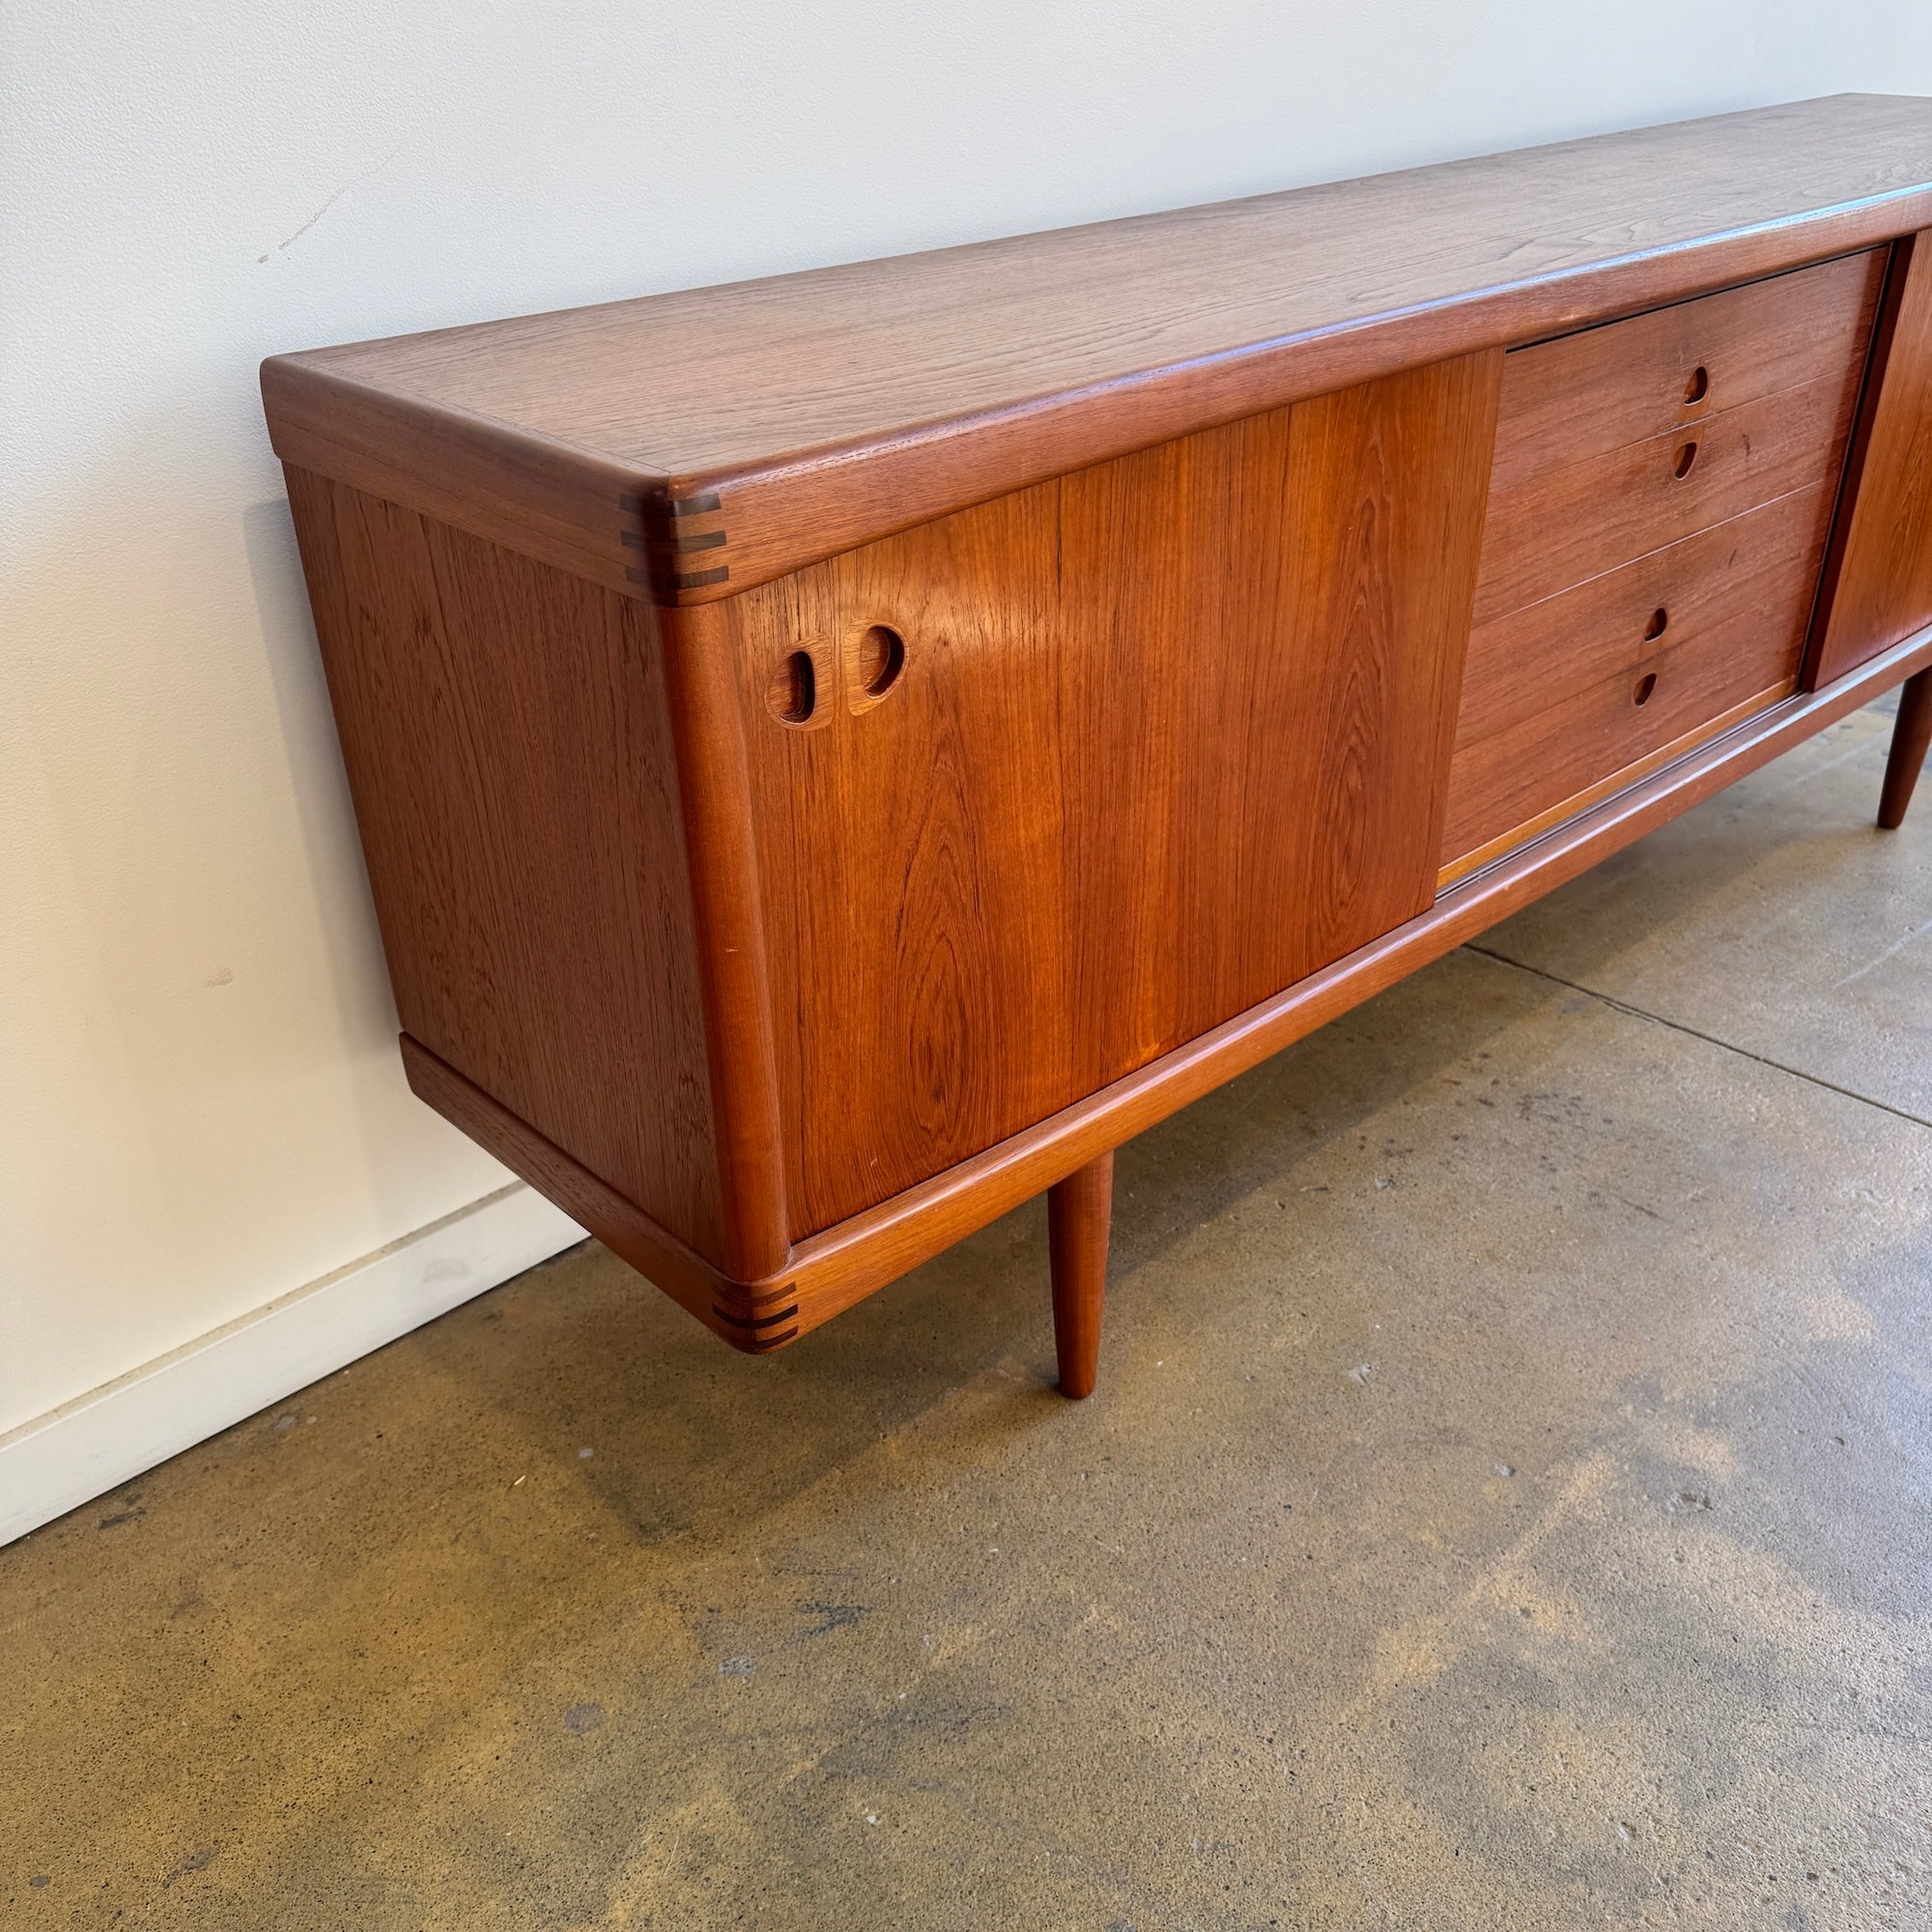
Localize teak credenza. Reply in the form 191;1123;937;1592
266;95;1932;1398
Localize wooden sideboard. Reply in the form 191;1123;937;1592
265;95;1932;1397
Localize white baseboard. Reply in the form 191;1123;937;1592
0;1183;585;1548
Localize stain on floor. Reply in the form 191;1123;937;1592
4;697;1929;1929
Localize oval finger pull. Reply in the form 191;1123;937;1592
1634;670;1659;708
1643;606;1669;642
844;621;910;715
858;624;905;696
1683;364;1710;406
767;649;818;725
1672;440;1700;479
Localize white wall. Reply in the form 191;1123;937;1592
7;1;1931;1524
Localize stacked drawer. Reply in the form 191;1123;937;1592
1439;249;1888;879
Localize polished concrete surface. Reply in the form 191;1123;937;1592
6;697;1929;1930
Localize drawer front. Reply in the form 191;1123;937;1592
1474;372;1862;625
1491;249;1886;495
1443;484;1838;872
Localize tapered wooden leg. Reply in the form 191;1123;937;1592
1048;1151;1113;1399
1880;667;1932;830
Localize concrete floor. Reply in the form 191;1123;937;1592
6;696;1930;1931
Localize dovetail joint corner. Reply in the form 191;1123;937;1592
711;1297;802;1354
617;490;732;602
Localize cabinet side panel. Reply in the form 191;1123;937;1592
1810;231;1932;686
283;467;724;1258
731;354;1499;1238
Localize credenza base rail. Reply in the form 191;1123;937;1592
402;626;1932;1384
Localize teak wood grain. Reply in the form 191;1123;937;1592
1810;231;1932;685
1488;248;1884;493
724;355;1500;1236
270;98;1932;1396
1445;660;1799;874
283;469;725;1258
262;96;1932;603
1455;487;1834;749
1439;685;1804;890
1472;367;1866;628
653;599;791;1279
1444;484;1837;863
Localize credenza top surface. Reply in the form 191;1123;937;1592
270;97;1932;469
262;96;1932;602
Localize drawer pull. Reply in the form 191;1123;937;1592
857;623;906;696
1672;439;1700;479
768;649;818;724
1633;670;1659;708
1684;364;1710;406
1643;606;1669;642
